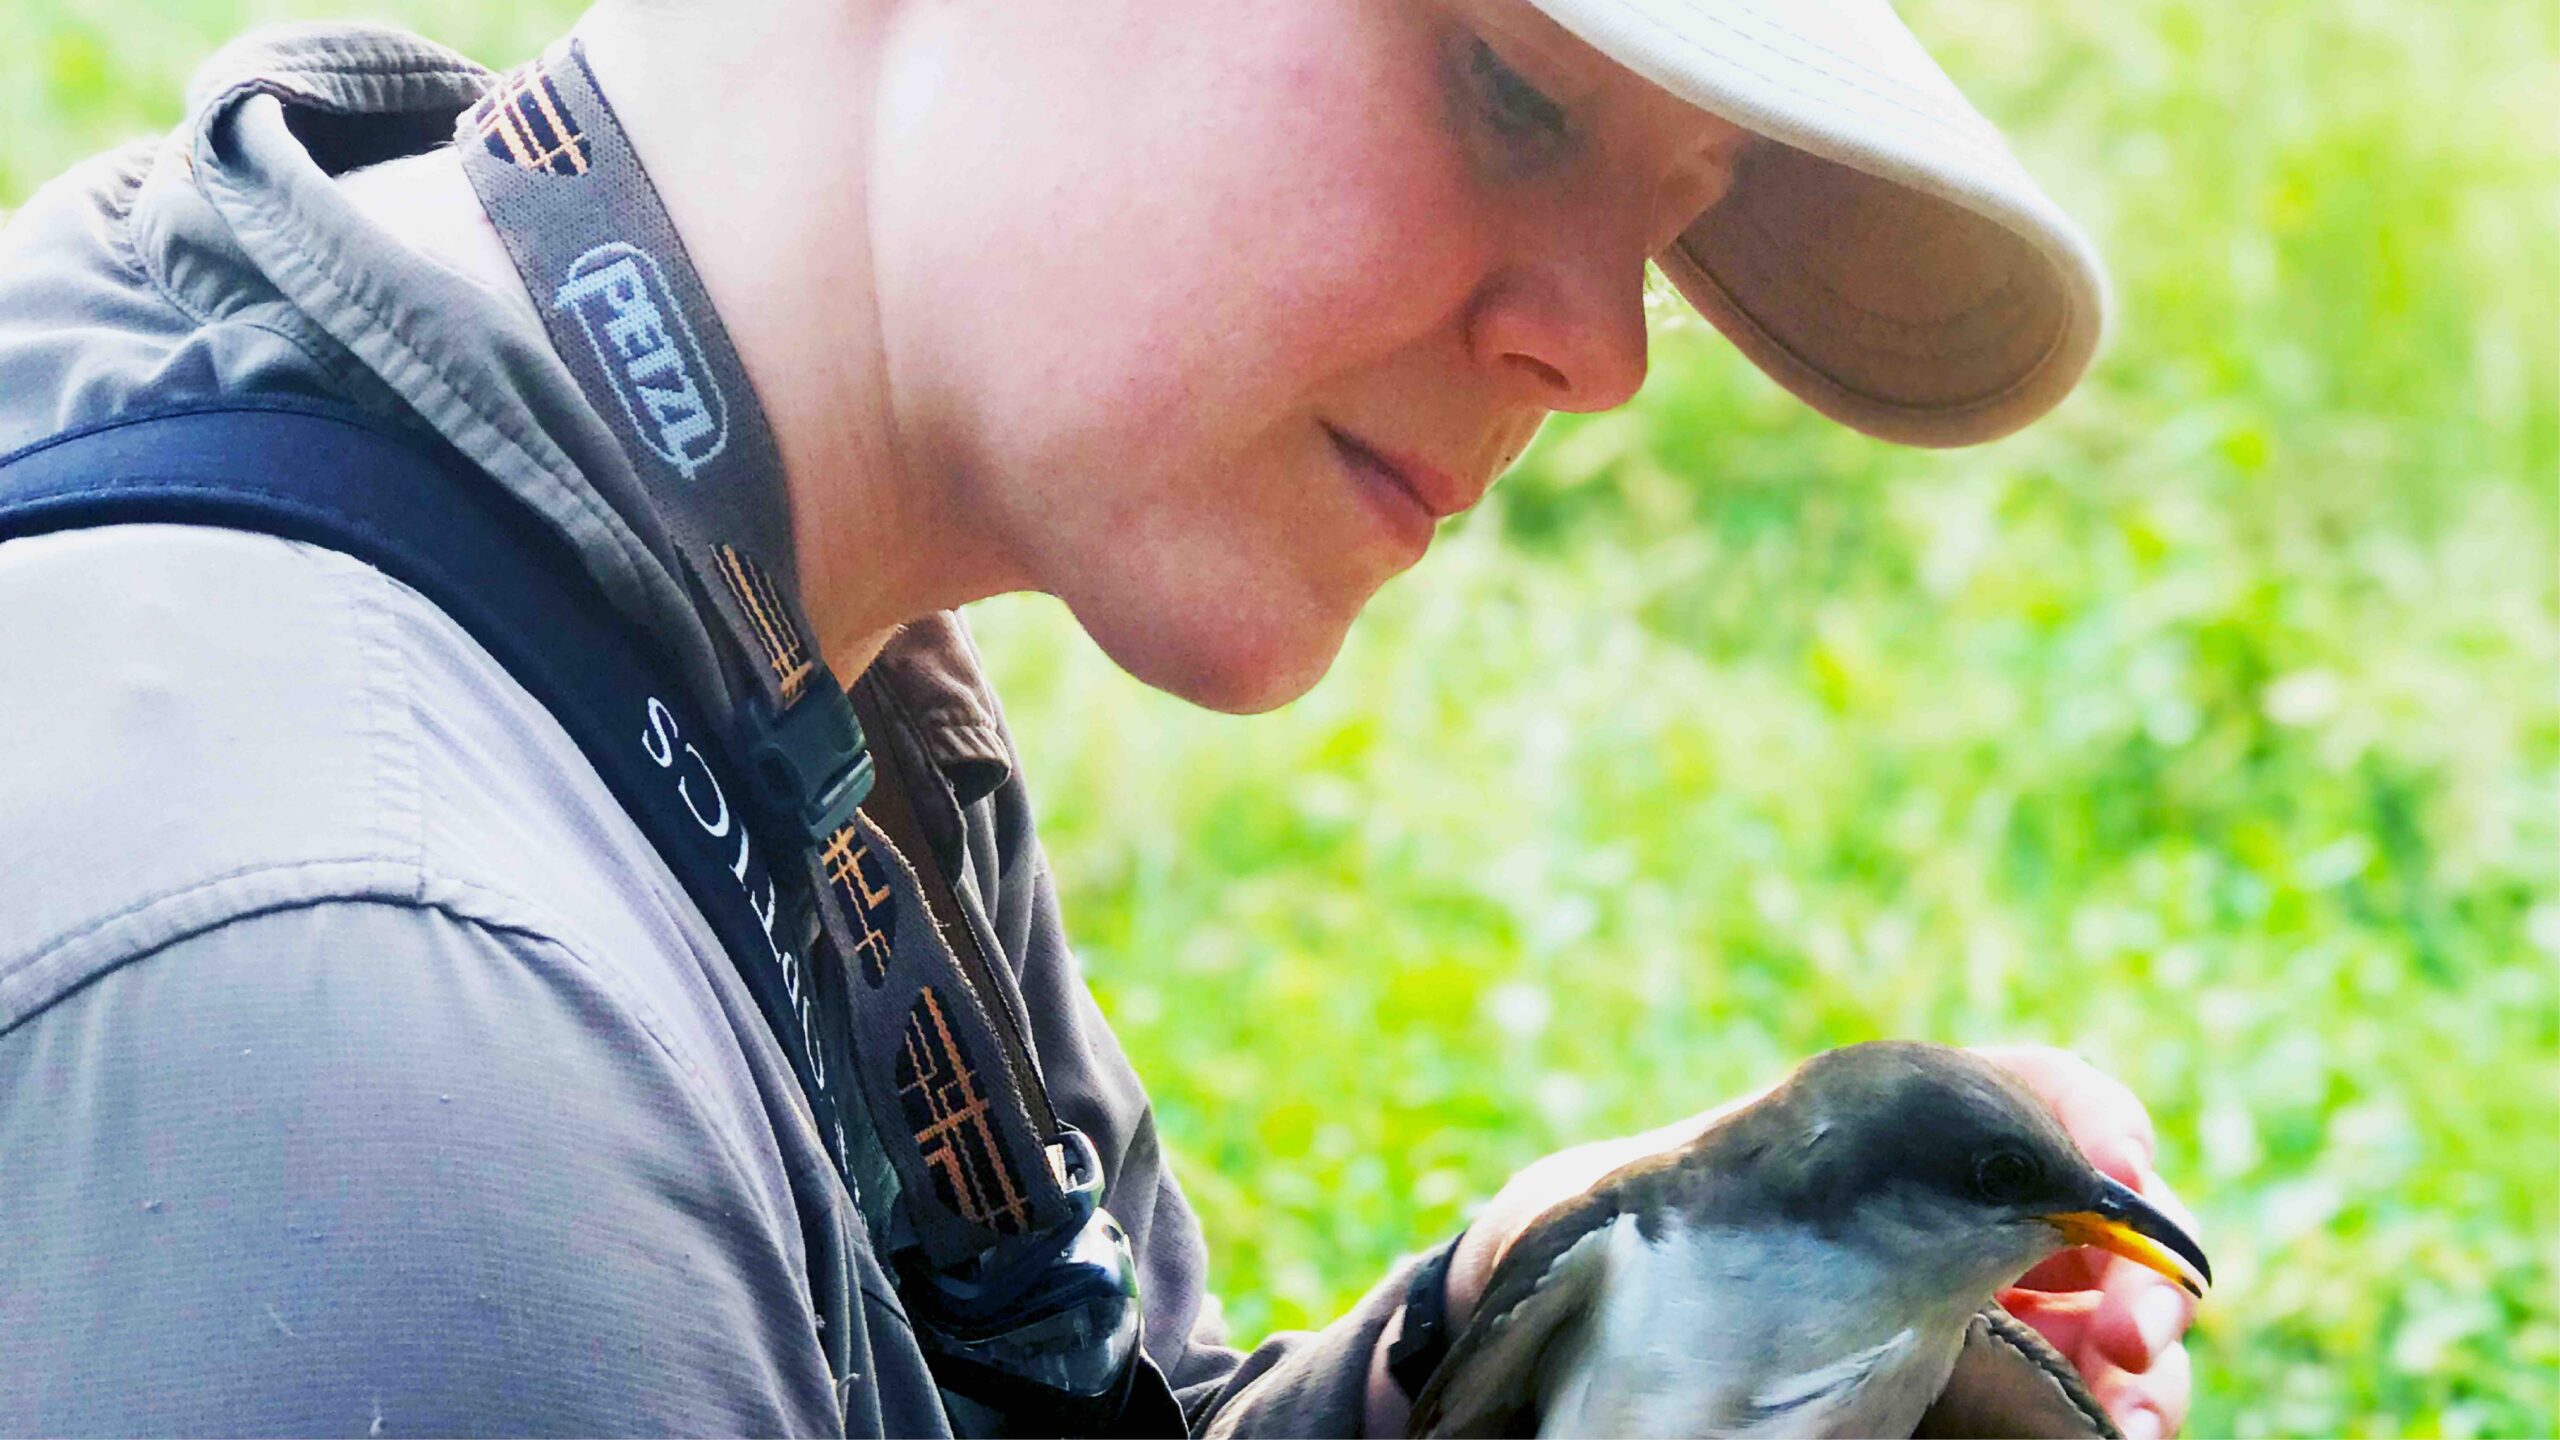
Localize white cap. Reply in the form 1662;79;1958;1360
1531;0;2109;446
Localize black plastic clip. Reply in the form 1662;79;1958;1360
738;662;875;845
897;1128;1151;1432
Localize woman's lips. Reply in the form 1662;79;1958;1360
1325;425;1471;559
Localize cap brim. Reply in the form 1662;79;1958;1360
1531;0;2110;447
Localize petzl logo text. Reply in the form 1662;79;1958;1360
556;242;728;479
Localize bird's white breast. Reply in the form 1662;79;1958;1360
1533;1214;1975;1439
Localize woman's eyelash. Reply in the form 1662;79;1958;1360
1466;39;1570;153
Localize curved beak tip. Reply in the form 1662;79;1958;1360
2047;1178;2212;1299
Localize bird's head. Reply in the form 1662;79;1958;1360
1733;1041;2211;1306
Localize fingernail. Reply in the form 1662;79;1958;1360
2121;1405;2166;1440
2134;1285;2187;1358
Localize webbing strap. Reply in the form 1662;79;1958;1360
454;39;1086;1273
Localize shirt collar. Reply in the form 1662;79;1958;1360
874;615;1016;806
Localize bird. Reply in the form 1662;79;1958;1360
1405;1041;2210;1439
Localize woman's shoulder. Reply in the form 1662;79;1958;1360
0;521;773;1080
0;518;847;1434
0;886;843;1436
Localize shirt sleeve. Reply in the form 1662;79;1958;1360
0;897;846;1438
972;775;1424;1438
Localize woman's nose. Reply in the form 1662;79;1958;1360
1464;235;1652;414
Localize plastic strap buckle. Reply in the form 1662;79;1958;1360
899;1129;1147;1427
1047;1126;1106;1197
738;662;875;845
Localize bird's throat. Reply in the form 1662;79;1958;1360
1534;1215;1979;1439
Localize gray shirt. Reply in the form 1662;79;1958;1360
0;23;1410;1437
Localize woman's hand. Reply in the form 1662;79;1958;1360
1371;1044;2198;1438
1971;1045;2199;1440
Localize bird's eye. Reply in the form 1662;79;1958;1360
1972;1149;2044;1205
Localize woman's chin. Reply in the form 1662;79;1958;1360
1081;599;1352;716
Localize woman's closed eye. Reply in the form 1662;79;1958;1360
1458;35;1573;174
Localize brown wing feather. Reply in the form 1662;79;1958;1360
1408;1188;1623;1438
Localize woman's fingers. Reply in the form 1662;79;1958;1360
1996;1282;2102;1357
1970;1044;2200;1438
2085;1171;2204;1372
2083;1252;2198;1375
2086;1334;2193;1439
2013;1244;2112;1295
1993;1284;2191;1437
2004;1258;2196;1421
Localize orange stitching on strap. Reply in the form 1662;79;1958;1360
476;88;541;171
522;65;590;175
901;988;1033;1231
475;66;591;177
714;544;813;703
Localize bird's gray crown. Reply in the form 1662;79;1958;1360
1665;1041;2100;1240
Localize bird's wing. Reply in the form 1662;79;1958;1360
1732;1326;1921;1433
1408;1190;1624;1438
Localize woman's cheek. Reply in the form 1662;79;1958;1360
1283;158;1492;349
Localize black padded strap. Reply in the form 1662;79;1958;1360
1387;1232;1467;1399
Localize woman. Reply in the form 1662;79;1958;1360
0;0;2192;1434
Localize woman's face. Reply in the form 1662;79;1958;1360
868;0;1746;711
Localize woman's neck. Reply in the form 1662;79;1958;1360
337;0;1022;681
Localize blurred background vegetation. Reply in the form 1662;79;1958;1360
7;0;2554;1433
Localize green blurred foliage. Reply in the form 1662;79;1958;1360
6;0;2553;1433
